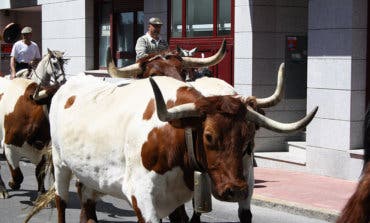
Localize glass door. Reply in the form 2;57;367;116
95;0;143;69
116;11;144;67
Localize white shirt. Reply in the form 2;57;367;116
10;40;41;63
135;33;168;60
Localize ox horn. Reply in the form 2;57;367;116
182;39;227;68
149;77;200;121
245;106;318;133
32;85;48;101
255;63;285;108
106;47;142;78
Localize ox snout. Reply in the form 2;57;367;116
212;181;248;202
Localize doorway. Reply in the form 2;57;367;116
95;0;144;69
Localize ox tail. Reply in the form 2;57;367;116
43;145;55;183
23;185;56;223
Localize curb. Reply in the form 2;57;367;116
251;194;340;222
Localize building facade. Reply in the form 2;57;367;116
0;0;368;181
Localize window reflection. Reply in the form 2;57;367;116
171;0;182;37
116;12;134;67
186;0;213;37
99;2;110;67
217;0;231;36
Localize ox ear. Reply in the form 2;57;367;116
176;45;182;53
189;47;197;55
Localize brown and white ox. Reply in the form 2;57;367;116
107;40;287;222
25;71;317;223
107;40;226;81
0;50;66;199
336;106;370;223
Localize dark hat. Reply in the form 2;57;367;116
2;23;21;43
21;26;32;34
149;17;163;25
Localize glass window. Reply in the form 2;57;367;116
136;11;144;37
217;0;231;36
98;2;111;67
116;12;135;67
171;0;182;37
186;0;213;37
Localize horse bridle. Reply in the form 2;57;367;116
32;55;65;86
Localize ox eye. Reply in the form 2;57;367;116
205;133;213;144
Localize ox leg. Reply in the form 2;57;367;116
0;166;9;199
76;181;98;223
4;145;23;190
54;153;72;223
169;204;189;223
35;155;47;199
238;153;254;223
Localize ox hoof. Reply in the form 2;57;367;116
0;189;9;199
238;209;252;223
8;181;21;190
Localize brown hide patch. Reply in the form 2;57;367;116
4;83;50;149
141;86;204;190
64;95;76;109
142;99;155;120
0;93;3;101
131;195;145;223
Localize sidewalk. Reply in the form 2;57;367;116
252;167;358;222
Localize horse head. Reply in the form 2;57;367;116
31;48;68;86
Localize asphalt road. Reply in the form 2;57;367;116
0;157;330;223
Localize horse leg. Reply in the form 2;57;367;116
76;181;98;223
35;155;47;199
169;204;189;223
4;145;23;190
238;153;254;223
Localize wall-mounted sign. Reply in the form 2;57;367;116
287;36;297;51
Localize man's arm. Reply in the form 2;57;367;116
135;37;148;61
10;56;16;79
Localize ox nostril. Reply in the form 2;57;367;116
222;186;249;201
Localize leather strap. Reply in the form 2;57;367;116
185;128;204;172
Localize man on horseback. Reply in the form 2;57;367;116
10;26;41;79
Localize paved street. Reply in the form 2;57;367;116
0;158;330;223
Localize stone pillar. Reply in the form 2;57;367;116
306;0;367;180
40;0;93;75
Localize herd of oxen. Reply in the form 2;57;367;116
0;41;368;223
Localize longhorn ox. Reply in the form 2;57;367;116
106;40;226;81
24;65;317;222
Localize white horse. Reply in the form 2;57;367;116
15;48;67;86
